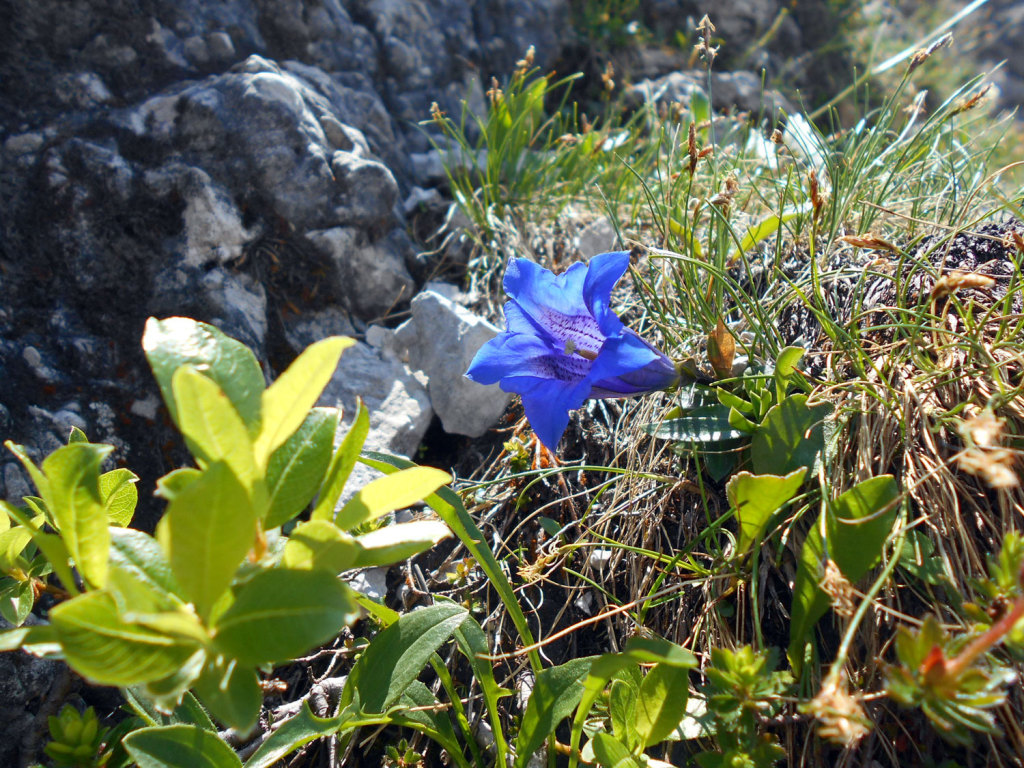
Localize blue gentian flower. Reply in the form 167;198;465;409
466;251;679;450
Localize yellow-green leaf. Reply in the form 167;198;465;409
52;591;200;686
42;443;113;588
265;408;338;529
282;520;359;572
124;724;243;768
142;316;265;437
254;337;353;467
171;366;257;488
727;468;807;558
157;462;256;622
100;468;139;526
335;466;451;531
212;568;359;666
788;475;899;673
351;520;452;568
312;399;369;521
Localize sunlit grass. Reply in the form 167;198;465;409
435;14;1024;765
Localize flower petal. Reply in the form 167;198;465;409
587;329;659;382
502;299;547;338
590;330;678;397
508;375;591;450
582;251;630;336
503;258;588;319
503;258;606;354
590;356;679;397
465;332;553;384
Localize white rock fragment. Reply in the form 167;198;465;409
182;170;253;267
390;289;510;438
576;216;619;257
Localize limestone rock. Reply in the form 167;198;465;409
306;227;416;319
390;289;509;438
318;340;433;460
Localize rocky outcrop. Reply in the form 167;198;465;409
0;0;847;526
0;1;577;521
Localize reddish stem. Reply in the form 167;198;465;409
945;591;1024;679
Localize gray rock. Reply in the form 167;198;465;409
403;186;445;216
183;35;212;66
3;463;33;504
319;337;434;512
410;147;488;188
206;31;237;61
641;0;798;70
389;290;509;437
3;132;45;160
52;71;114;109
149;262;268;355
281;308;358;357
576;218;619;258
319;340;433;460
419;280;462;303
330;151;400;230
0;617;67;768
0;0;601;537
181;169;255;268
346;566;389;601
280;61;396;163
307;227;416;319
626;69;792;117
198;268;269;355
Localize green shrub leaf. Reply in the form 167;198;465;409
51;591;199;686
514;656;594;768
193;655;262;733
124;724;243;768
727;468;807;558
212;568;359;666
789;475;899;672
265;408;338;529
254;336;352;467
143;317;265;437
334;466;451;531
171;367;257;489
0;580;34;626
341;602;467;714
645;405;747;443
282;520;359;572
750;395;832;475
351;520;452;568
570;638;697;767
109;527;181;600
156;462;256;622
774;346;806;403
243;703;343;768
635;662;692;748
312;399;369;522
590;731;644;768
99;468;138;526
41;443;113;588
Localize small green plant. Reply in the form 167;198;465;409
384;738;424;768
646;346;829;480
0;317;455;764
44;705;111;768
695;646;792;768
885;533;1024;745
